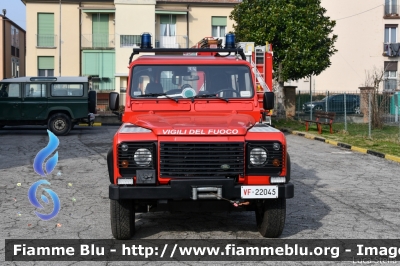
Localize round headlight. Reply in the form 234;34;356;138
250;147;267;166
134;148;152;166
121;143;129;152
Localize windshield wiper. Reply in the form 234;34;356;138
136;93;178;103
192;93;229;102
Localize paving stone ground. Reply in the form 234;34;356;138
1;126;399;265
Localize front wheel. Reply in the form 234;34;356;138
110;199;135;240
48;113;71;136
255;198;286;238
314;105;323;111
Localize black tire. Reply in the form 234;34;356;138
48;113;71;136
88;91;97;113
314;105;323;111
286;153;291;182
255;198;286;238
0;125;4;129
110;199;135;240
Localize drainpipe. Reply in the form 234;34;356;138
186;5;189;48
79;1;82;76
59;0;62;76
3;17;6;78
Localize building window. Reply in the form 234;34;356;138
120;35;141;47
11;25;19;48
38;56;55;76
158;15;177;48
384;61;398;91
11;58;19;77
385;24;397;44
212;16;227;38
160;15;176;36
385;0;398;16
37;13;55;47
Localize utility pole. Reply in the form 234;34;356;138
59;0;61;76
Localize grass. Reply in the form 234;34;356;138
273;118;400;157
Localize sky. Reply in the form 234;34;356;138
1;0;26;30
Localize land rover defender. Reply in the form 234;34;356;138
107;35;294;239
0;76;96;135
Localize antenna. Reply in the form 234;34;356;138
2;9;6;16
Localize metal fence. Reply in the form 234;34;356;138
155;35;188;48
81;34;115;48
293;90;400;137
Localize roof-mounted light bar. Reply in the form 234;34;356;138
129;33;245;63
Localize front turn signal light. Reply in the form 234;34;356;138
272;159;280;167
121;160;129;168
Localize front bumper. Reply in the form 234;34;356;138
109;179;294;200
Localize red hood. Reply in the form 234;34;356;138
132;114;256;136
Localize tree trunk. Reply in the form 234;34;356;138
372;85;383;129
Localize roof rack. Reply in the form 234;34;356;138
129;48;246;64
129;33;245;64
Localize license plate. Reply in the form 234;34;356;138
241;186;278;199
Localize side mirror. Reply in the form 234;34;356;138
263;91;274;110
109;92;119;111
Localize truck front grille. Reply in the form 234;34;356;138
160;142;244;178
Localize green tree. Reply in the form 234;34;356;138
230;0;337;116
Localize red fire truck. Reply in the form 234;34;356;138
107;34;293;239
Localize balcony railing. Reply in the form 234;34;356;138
81;34;115;49
155;35;188;48
384;4;400;17
384;79;398;91
36;34;57;47
383;42;400;57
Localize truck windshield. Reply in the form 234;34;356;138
130;65;254;99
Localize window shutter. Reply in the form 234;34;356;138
38;56;54;70
385;61;398;71
212;16;227;26
92;14;109;47
38;13;54;46
38;13;54;35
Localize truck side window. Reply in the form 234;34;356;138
7;84;20;97
51;84;83;96
25;84;46;97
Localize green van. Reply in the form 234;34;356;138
0;76;96;135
